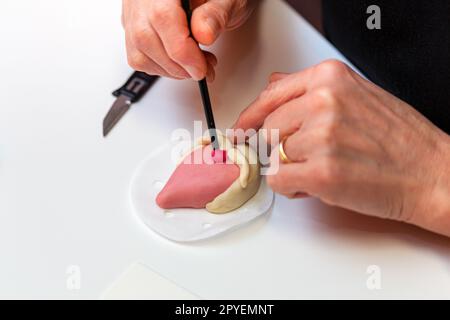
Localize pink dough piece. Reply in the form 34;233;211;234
156;145;239;209
212;149;227;163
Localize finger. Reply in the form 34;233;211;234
282;129;310;163
269;72;290;83
278;125;354;166
126;44;170;78
233;67;314;131
204;51;218;67
130;24;190;79
192;0;254;45
206;60;216;82
283;116;386;164
281;123;345;164
126;35;188;79
260;94;315;145
204;51;218;82
150;0;208;80
266;139;319;196
266;160;317;196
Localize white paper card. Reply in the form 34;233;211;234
102;262;198;300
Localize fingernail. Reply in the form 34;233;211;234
185;65;204;81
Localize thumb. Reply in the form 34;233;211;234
191;0;253;45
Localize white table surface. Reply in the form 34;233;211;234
0;0;449;299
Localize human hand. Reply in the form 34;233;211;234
234;60;450;237
122;0;257;80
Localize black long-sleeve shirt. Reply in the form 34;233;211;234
321;0;450;133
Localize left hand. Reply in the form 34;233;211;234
233;60;450;237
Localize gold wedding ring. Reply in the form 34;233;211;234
279;136;292;164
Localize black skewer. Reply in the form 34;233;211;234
182;0;220;151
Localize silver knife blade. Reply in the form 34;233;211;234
103;94;132;137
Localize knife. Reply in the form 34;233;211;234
182;0;220;151
103;71;159;137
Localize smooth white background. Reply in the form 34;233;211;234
0;0;449;299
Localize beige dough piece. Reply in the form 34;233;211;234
198;134;261;214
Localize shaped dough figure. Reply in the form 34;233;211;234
156;134;261;213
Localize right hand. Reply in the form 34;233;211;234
122;0;257;81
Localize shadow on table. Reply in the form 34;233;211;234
192;195;450;268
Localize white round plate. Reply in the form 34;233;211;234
129;140;274;242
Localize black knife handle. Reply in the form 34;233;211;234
113;71;159;103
